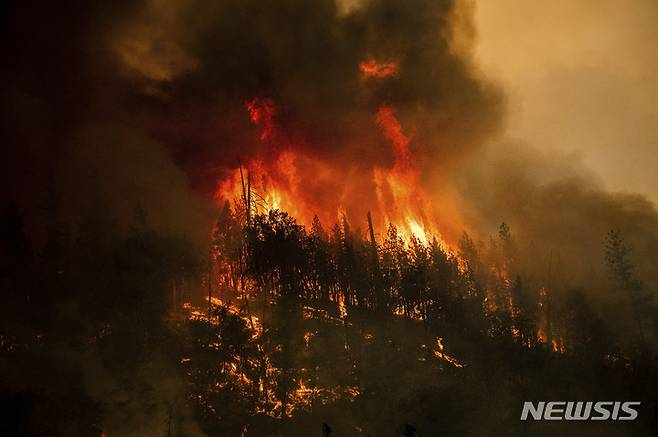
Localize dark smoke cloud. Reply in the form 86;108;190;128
1;1;209;243
116;0;504;187
2;0;504;245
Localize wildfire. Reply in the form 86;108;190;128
372;105;442;246
215;72;452;248
287;378;360;417
187;296;263;339
433;337;464;368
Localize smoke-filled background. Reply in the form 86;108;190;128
2;0;658;434
460;0;658;318
473;0;658;201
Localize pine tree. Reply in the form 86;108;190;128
604;230;647;345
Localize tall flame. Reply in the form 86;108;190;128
215;61;453;248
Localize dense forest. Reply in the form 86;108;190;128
1;193;656;436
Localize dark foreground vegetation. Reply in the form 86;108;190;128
1;199;657;436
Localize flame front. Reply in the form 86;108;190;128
215;71;453;247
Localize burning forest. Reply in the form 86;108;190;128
2;0;658;436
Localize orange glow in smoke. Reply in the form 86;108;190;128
359;58;398;79
246;97;277;141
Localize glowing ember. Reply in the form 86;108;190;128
433;337;464;368
359;58;398;79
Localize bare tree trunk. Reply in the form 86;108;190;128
238;165;255;331
367;212;376;251
166;403;173;437
208;248;213;321
367;211;382;310
545;251;553;350
239;165;251;226
239;254;256;332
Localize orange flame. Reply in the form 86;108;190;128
215;61;459;248
372;105;442;245
359;58;398;79
245;97;277;141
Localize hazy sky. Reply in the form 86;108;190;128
473;0;658;202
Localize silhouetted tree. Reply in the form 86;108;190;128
605;230;648;345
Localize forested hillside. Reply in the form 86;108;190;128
1;199;656;436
